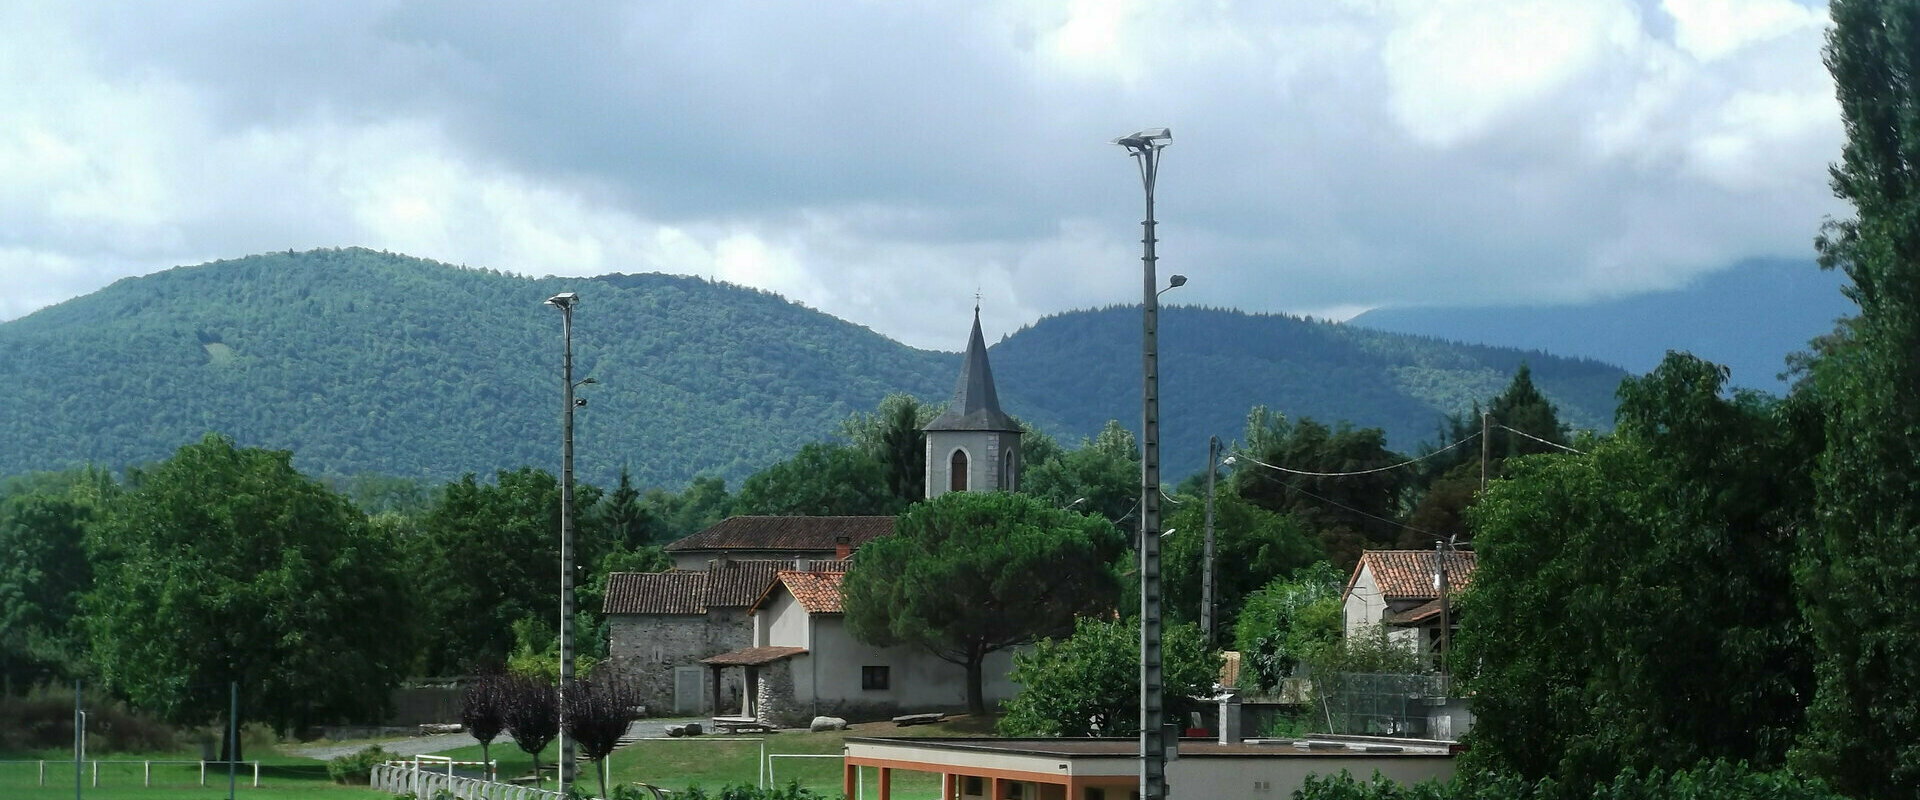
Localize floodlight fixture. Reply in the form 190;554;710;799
545;292;579;309
1112;128;1173;149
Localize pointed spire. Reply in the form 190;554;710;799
924;307;1018;432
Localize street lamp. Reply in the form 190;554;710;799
543;291;581;794
1202;437;1220;647
1115;125;1173;800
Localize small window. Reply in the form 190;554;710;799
964;777;984;795
1084;790;1106;800
862;665;890;691
950;449;969;492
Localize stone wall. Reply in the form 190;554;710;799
606;610;754;715
756;659;800;727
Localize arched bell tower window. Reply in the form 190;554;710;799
1002;449;1016;490
950;449;969;493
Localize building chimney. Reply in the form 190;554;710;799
835;535;852;560
794;558;811;572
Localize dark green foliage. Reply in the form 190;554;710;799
1230;407;1413;567
0;249;1624;491
599;467;658;550
841;491;1124;714
327;745;395;785
83;434;414;733
839;393;932;506
1233;562;1345;692
731;443;902;516
564;672;643;798
997;617;1220;737
0;686;178;753
1456;355;1813;795
656;783;833;800
1292;761;1843;800
0;472;106;693
1798;2;1920;796
1019;420;1141;528
1160;491;1324;636
410;467;600;675
645;476;733;543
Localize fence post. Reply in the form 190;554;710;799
253;760;260;787
145;761;150;786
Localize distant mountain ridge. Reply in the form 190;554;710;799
1349;258;1853;392
0;249;1628;487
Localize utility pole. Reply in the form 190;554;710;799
1480;412;1490;493
1115;126;1173;800
1202;436;1219;646
545;291;582;794
1436;538;1453;681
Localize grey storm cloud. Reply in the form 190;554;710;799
2;0;1845;348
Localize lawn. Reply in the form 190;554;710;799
428;716;999;800
0;747;387;800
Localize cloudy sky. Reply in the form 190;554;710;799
3;0;1842;349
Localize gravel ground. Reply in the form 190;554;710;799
290;717;704;761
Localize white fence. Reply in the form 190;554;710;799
371;761;562;800
0;759;259;787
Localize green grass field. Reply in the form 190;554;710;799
0;749;386;800
0;716;993;800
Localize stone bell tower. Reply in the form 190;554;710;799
923;307;1022;499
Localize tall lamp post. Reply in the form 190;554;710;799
1115;126;1173;800
1202;437;1220;646
544;291;582;794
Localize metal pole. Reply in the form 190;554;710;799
1480;412;1490;493
74;679;81;800
1437;539;1453;682
1129;134;1169;800
1203;436;1219;646
558;298;579;794
228;682;237;800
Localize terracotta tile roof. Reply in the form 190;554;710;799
603;558;854;615
602;571;706;615
1385;599;1445;626
770;570;847;614
664;516;894;554
701;646;807;666
1348;550;1477;601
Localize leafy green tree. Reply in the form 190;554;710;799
596;466;658;551
840;393;934;505
1020;420;1141;527
1486;364;1570;460
842;491;1124;714
1160;491;1323;637
84;434;413;733
1232;562;1345;692
732;442;902;516
0;473;108;694
997;617;1220;737
1797;2;1920;795
412;467;601;675
1456;355;1814;796
1230;407;1411;568
642;476;732;542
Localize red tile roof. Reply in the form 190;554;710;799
665;516;894;554
603;558;853;615
1348;550;1477;601
701;646;807;666
769;570;847;614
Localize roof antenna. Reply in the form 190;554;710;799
974;287;981;318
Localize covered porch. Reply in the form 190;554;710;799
700;645;805;725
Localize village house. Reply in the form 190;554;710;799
1342;549;1477;660
604;308;1026;721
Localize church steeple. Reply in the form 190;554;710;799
923;307;1022;498
924;307;1018;434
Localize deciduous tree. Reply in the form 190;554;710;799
84;434;413;733
997;618;1219;737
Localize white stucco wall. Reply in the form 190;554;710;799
759;593;1019;720
1343;566;1385;638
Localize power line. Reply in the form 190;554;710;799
1233;432;1482;478
1494;423;1584;454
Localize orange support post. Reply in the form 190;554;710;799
879;766;892;800
843;764;856;799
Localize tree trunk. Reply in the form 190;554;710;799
966;657;985;715
531;752;541;788
597;758;609;799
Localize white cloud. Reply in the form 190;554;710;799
0;0;1850;349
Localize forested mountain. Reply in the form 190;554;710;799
1348;258;1851;392
0;248;1626;487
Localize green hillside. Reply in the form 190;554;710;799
0;249;1627;487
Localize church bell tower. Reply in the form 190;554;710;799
923;308;1022;499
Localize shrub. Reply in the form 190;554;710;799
0;685;178;753
325;745;393;785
